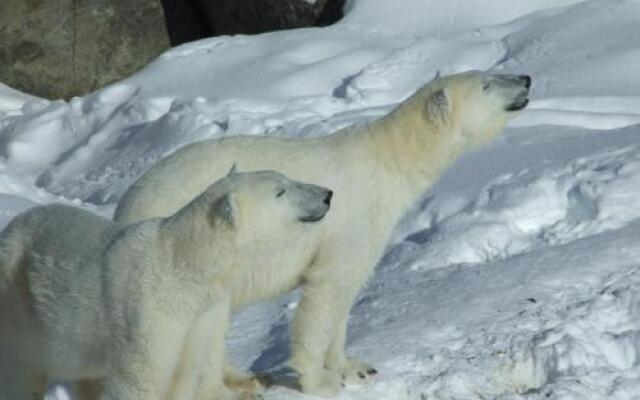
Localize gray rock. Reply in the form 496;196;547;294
0;0;170;100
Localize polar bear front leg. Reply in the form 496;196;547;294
324;315;377;385
102;316;188;400
194;300;261;400
170;299;231;400
288;276;361;397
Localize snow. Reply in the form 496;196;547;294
1;0;640;399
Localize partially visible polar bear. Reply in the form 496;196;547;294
0;169;332;400
115;71;531;396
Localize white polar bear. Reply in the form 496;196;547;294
0;169;332;400
115;71;531;396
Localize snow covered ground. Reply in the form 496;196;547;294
2;0;640;398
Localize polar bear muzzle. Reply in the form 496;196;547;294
485;74;531;112
295;184;333;223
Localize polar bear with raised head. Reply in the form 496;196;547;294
115;71;531;396
0;168;332;400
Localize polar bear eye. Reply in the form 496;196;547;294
483;82;492;90
276;189;286;198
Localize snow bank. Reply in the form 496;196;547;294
342;0;586;37
395;144;640;270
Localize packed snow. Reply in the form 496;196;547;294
1;0;640;399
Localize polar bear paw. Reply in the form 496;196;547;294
235;392;264;400
298;369;343;397
208;387;263;400
328;357;377;386
224;368;263;393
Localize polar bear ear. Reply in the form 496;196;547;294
210;193;237;226
424;88;450;123
227;163;239;177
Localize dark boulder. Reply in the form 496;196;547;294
0;0;170;99
161;0;346;46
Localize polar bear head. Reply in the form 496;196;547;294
428;71;529;144
396;71;530;148
217;166;331;223
185;166;332;245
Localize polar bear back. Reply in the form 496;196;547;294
0;204;122;376
115;134;367;226
5;204;120;263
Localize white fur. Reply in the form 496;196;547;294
0;170;329;400
115;71;529;396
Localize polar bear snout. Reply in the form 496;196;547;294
487;73;531;112
324;190;333;206
296;184;333;223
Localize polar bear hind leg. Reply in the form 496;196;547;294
0;352;47;400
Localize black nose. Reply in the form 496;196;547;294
323;190;333;206
519;75;532;89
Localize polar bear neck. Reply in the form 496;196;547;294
354;104;468;205
159;203;237;286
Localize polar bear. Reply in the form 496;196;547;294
115;71;531;396
0;169;332;400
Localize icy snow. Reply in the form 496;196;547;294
1;0;640;399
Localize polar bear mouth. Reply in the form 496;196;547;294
503;74;531;112
297;188;332;223
299;213;326;223
506;97;529;111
